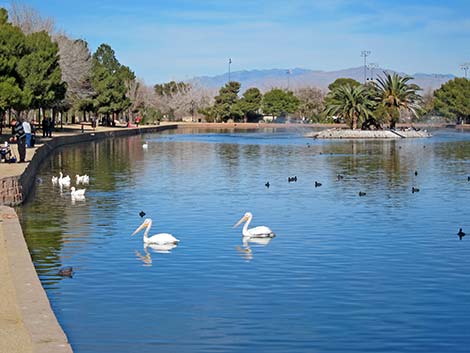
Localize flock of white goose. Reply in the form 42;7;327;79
51;172;89;200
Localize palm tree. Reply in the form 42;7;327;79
373;72;421;129
324;84;375;129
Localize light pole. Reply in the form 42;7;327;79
461;63;470;78
367;63;378;82
286;69;292;90
228;58;232;83
361;50;371;83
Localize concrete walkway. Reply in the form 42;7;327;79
0;208;33;353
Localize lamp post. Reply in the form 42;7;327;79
461;63;470;79
361;50;371;83
286;69;292;90
228;58;232;83
367;63;378;82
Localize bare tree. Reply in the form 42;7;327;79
54;35;93;103
294;87;326;122
154;82;215;121
8;1;55;34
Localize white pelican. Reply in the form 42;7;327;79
132;218;179;245
234;212;275;238
70;186;86;197
58;172;71;187
142;141;148;149
76;174;90;184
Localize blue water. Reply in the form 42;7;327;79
19;128;470;353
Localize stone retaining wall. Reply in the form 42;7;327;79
0;177;22;205
0;125;177;206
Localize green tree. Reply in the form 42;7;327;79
328;78;361;92
234;87;262;121
17;30;65;117
324;84;374;129
154;81;189;97
433;78;470;123
261;88;299;118
209;81;241;122
0;8;29;122
91;43;131;125
373;72;421;129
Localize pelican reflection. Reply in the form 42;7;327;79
236;236;274;261
135;243;178;266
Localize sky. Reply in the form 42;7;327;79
1;0;469;85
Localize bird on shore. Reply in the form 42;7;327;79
458;228;466;240
412;187;420;194
315;181;322;187
132;218;180;245
233;212;275;239
51;176;58;185
70;186;86;197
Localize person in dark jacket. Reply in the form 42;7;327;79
9;118;26;163
42;117;49;137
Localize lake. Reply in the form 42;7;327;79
18;127;470;353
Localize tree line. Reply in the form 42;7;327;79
1;3;469;131
0;5;140;130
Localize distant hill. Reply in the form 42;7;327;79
191;67;454;93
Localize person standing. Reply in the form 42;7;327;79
47;117;54;137
22;119;32;147
9;118;26;163
42;117;49;137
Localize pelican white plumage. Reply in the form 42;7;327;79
70;186;86;197
132;218;179;245
58;172;71;187
234;212;275;238
76;174;90;184
142;141;148;149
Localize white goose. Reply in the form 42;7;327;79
132;218;179;245
58;172;71;187
76;174;90;184
233;212;275;238
70;186;86;197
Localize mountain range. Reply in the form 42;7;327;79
191;67;455;93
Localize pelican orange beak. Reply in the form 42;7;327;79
233;215;248;228
132;221;148;236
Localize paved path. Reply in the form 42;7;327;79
0;209;33;353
